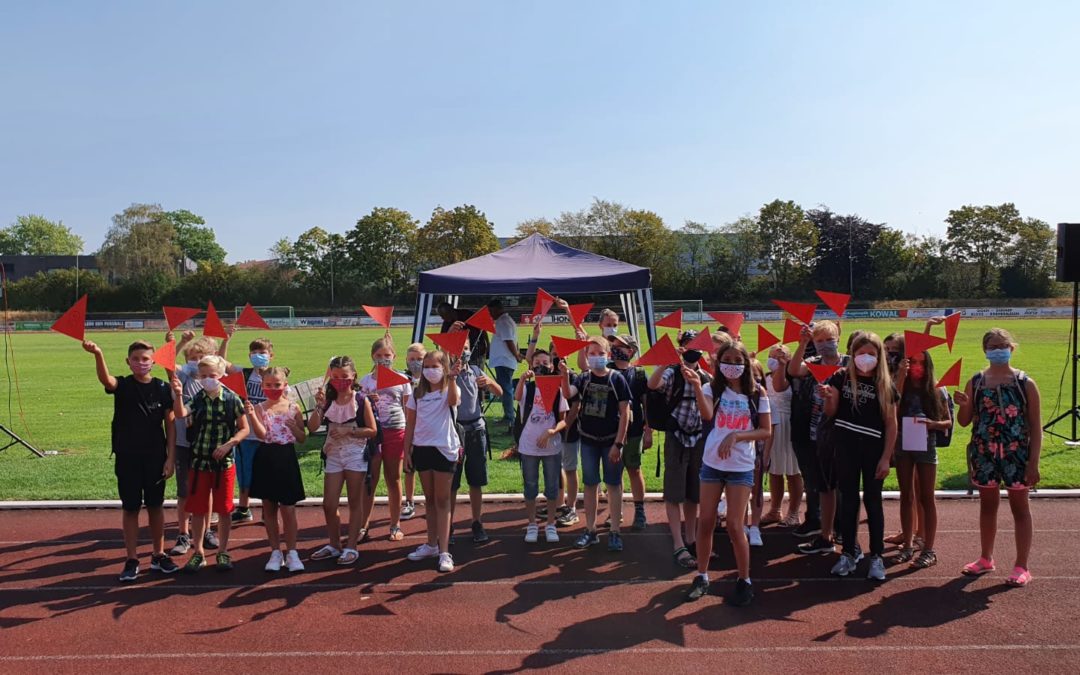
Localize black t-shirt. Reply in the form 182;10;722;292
612;365;648;438
573;370;632;441
107;375;174;454
826;371;897;440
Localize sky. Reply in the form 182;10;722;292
1;1;1078;262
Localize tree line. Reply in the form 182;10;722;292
0;198;1060;312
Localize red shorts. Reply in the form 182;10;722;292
186;466;236;515
380;428;406;462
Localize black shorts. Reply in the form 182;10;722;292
793;439;833;493
114;450;167;512
452;426;488;491
412;445;457;474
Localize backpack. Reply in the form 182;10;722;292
188;388;240;450
645;366;712;433
513;380;564;444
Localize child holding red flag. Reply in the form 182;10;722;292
515;349;569;543
401;343;427;520
955;328;1042;587
83;339;184;581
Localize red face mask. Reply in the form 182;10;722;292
331;378;353;393
264;387;285;401
908;364;925;381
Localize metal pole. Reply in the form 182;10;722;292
1073;281;1077;440
848;216;854;296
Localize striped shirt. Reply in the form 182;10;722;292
827;372;896;439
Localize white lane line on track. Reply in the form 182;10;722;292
3;645;1080;661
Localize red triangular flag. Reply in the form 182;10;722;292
684;327;714;352
936;358;963;389
815;290;851;318
531;288;556;322
782;319;803;344
634;334;682;367
708;312;745;338
362;305;394;329
534;375;563;414
153;340;177;372
376;364;411;389
203;301;227;339
551;335;593;358
772;300;817;325
905;330;948;358
51;294;87;341
465;306;496;334
655;309;683;330
806;362;843;384
236;303;271;330
163;306;201;331
567;302;594;328
758;325;780;353
427;331;469;357
943;312;961;352
220;371;247;400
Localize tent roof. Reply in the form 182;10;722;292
417;234;652;295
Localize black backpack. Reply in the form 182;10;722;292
513;380;564;444
645;366;712;433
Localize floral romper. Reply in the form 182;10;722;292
968;370;1030;489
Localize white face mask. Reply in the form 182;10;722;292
422;367;444;383
766;357;780;373
719;363;745;380
854;354;878;373
200;376;221;393
601;326;617;338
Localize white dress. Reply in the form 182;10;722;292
766;376;800;476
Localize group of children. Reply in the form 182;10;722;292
89;306;1042;603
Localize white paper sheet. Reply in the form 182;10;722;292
902;416;928;452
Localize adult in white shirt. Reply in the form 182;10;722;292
487;298;522;428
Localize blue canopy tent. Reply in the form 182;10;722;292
411;234;657;347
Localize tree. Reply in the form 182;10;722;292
510;218;554;245
415;205;499;269
622;209;678;290
866;227;914;298
276;226;347;302
0;214;84;255
674;221;711;293
163;209;227;264
755;199;818;292
96;203;179;280
1001;218;1057;297
945;203;1023;296
808;207;883;295
343;207;419;299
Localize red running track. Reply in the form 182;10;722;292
1;499;1078;673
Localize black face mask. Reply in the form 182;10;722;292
683;350;702;364
887;351;902;369
534;365;552;376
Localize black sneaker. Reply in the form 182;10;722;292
685;575;710;602
231;507;254;524
537;505;548;519
728;578;754;607
204;529;219;550
118;558;139;583
793;521;822;538
796;536;835;555
471;521;489;543
150;553;179;574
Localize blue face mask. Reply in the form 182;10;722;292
986;348;1012;365
587;355;609;370
249;353;270;368
814;340;839;357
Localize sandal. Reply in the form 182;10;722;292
961;557;995;576
1006;566;1032;587
780;512;802;528
388;526;404;542
673;546;696;569
884;532;906;545
895;546;915;564
912;549;937;569
358;529;371;544
311;545;341;561
761;510;783;525
337;548;359;565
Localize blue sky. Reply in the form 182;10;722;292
1;1;1077;261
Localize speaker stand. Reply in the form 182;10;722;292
1044;280;1080;445
0;422;45;457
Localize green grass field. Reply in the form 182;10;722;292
0;318;1078;500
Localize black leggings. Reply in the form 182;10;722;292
837;432;886;557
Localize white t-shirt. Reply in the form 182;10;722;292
359;373;412;429
701;384;771;472
489;313;519;369
518;386;570;457
406;388;460;461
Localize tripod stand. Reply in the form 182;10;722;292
1044;280;1080;445
0;422;44;457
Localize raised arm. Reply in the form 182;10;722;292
82;341;118;392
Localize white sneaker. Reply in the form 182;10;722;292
407;543;440;561
748;526;763;547
437;551;454;573
525;523;539;543
264;550;283;572
285;550;305;573
545;524;559;543
717;499;727;519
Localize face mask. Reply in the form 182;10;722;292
423;367;444;383
201;377;221;393
719;363;745;380
331;378;353;392
815;340;839;357
407;359;423;376
601;327;617;338
533;365;552;376
854;354;878;373
986;348;1012;365
249;353;270;368
587;355;608;370
887;351;902;369
374;358;393;368
264;388;285;401
683;350;702;364
131;361;153;376
908;363;925;380
611;347;633;362
766;357;780;373
461;350;472;363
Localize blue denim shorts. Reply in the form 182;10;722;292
580;439;624;487
699;465;754;487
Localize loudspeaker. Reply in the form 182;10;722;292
1057;223;1080;282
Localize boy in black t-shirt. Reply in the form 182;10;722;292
84;339;186;582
